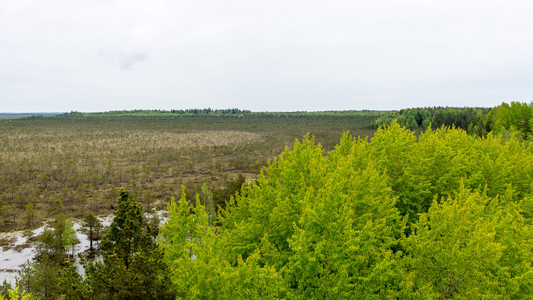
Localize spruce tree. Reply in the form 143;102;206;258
85;190;172;299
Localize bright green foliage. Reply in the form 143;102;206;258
160;188;287;298
162;135;405;298
85;190;172;299
487;189;533;297
277;135;404;298
61;219;77;256
487;101;533;139
404;188;502;299
160;123;533;298
369;120;422;222
403;186;533;299
0;287;31;300
369;121;533;223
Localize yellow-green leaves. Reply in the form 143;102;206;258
0;287;31;300
404;189;501;298
160;122;533;298
403;187;533;299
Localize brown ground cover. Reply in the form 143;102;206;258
0;113;379;231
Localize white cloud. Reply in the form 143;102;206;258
1;0;532;112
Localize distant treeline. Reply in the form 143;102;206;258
371;102;533;139
0;113;61;120
63;108;252;117
57;109;388;118
17;103;533;140
251;110;389;117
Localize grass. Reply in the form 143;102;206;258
0;112;381;232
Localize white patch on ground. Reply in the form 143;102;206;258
0;215;115;286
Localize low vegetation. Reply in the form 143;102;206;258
0;111;379;232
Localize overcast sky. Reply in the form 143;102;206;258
1;0;532;112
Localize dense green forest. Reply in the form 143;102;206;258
371;107;490;131
1;103;532;299
371;101;533;139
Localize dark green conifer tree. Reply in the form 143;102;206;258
84;190;172;299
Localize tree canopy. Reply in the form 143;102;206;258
161;122;533;298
